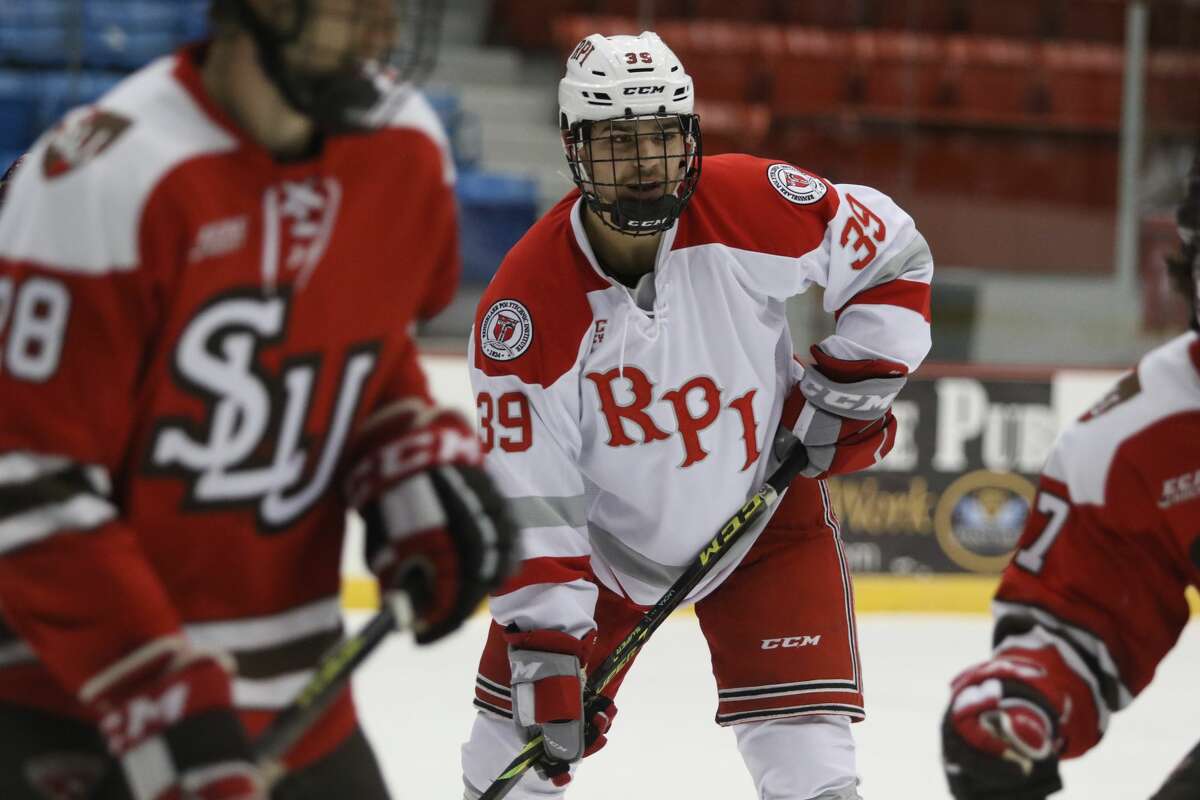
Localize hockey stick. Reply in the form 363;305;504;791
255;593;414;783
1150;736;1200;800
477;439;809;800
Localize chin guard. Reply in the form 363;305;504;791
226;0;443;132
563;112;702;236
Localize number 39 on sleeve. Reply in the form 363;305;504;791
476;391;532;454
839;194;887;271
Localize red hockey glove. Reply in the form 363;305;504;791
781;347;903;480
343;399;517;645
86;640;264;800
505;628;616;787
942;655;1067;800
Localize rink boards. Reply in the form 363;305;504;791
338;354;1200;615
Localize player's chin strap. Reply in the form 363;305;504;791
255;592;415;785
476;435;810;800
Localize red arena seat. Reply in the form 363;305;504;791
689;0;778;22
1059;0;1127;43
1039;43;1124;129
964;0;1048;39
871;0;964;33
945;36;1040;124
768;29;855;116
856;31;952;116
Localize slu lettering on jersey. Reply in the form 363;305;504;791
0;44;459;772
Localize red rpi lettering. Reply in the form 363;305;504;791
584;367;761;470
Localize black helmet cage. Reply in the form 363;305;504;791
227;0;443;132
563;110;702;236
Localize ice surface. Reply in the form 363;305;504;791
351;612;1200;799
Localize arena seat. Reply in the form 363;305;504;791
689;0;778;22
1146;49;1200;129
82;1;186;69
38;69;122;129
963;0;1049;39
0;1;72;66
1149;0;1200;48
869;0;964;33
601;0;689;19
768;29;854;116
553;15;641;55
945;36;1040;124
776;1;862;29
677;50;760;102
693;100;769;155
1039;42;1123;130
492;0;592;51
456;170;539;283
0;70;38;151
1059;0;1126;43
856;31;952;115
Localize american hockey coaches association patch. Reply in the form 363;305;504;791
481;299;533;361
767;163;827;205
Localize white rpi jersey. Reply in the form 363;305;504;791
469;154;933;637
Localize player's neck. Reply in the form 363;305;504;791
583;205;661;287
201;34;318;161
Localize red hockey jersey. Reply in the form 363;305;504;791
992;331;1200;757
0;46;458;767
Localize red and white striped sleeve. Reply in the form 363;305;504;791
990;348;1200;758
815;183;933;377
678;156;933;378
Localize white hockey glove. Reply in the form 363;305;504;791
504;628;615;787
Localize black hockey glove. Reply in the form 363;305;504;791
343;400;517;645
942;657;1066;800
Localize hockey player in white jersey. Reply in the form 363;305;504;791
460;31;934;799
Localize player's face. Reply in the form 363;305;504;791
260;0;401;75
584;116;689;209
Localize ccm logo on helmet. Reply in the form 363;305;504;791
623;85;666;95
627;216;671;228
761;636;822;650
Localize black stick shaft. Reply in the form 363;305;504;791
479;444;808;800
254;603;398;763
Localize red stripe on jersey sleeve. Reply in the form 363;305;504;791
473;193;606;388
495;555;593;597
809;345;910;381
835;278;932;323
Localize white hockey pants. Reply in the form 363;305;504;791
461;711;861;800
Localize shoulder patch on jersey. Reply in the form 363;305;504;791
480;299;534;361
43;109;133;179
766;163;827;205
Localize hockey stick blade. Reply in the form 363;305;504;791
255;592;413;781
477;443;808;799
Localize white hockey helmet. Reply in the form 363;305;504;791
559;31;702;235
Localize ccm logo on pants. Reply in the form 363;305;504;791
760;636;822;650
